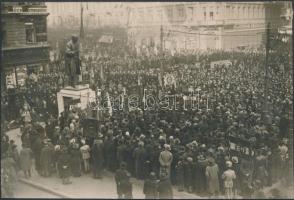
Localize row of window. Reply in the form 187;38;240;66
2;23;47;47
131;4;269;24
225;5;266;19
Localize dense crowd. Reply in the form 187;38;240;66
1;42;293;198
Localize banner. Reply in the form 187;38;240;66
16;66;27;87
228;136;255;158
6;70;16;89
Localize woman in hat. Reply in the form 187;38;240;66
19;144;33;178
222;161;236;199
143;172;159;199
206;157;220;197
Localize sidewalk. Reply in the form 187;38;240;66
18;168;203;199
9;128;202;199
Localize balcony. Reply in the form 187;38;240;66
2;44;49;67
2;5;48;16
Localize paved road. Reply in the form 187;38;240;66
7;128;201;199
14;182;59;198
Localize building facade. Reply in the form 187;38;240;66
46;2;129;29
1;2;50;90
279;1;292;36
127;2;285;53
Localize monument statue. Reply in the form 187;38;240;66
65;34;81;88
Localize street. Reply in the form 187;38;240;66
8;128;201;199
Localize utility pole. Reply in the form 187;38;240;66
80;2;85;40
263;22;270;124
160;10;163;55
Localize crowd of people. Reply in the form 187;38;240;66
1;38;293;199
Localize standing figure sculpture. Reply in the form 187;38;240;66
65;35;81;88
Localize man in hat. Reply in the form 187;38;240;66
69;142;82;177
159;144;173;178
158;172;173;199
40;139;54;177
58;147;71;184
65;34;81;88
92;135;104;179
115;162;133;199
133;141;147;180
143;172;159;199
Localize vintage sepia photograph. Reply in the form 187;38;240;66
1;1;293;199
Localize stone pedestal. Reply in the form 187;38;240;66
57;84;96;116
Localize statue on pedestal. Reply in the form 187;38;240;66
65;34;81;88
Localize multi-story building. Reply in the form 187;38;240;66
127;2;284;52
279;1;292;36
1;2;50;90
46;2;129;29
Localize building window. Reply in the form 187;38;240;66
167;7;173;19
25;23;36;44
247;6;250;18
216;6;219;16
203;7;206;20
188;7;193;21
2;30;7;47
237;7;240;18
178;7;184;18
232;6;235;18
243;7;245;18
209;12;213;20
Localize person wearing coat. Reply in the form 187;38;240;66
133;141;147;180
158;172;173;199
195;153;208;195
2;153;18;189
92;136;104;179
222;161;236;199
143;172;159;199
40;141;54;177
69;143;82;177
58;147;72;184
19;144;33;178
80;140;91;173
103;134;116;172
231;156;241;196
175;157;185;192
115;162;133;199
205;157;220;197
159;144;173;178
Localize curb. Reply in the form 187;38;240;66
19;178;72;198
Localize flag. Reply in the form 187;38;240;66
100;65;104;82
158;72;162;87
138;75;142;86
106;92;113;116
